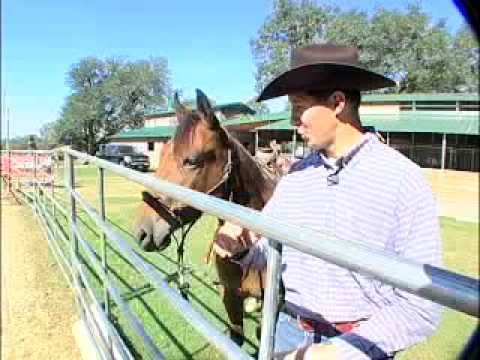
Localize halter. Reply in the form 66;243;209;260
142;148;235;295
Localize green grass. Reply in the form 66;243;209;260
46;164;478;359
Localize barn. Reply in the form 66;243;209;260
110;93;479;172
255;93;480;171
110;100;258;169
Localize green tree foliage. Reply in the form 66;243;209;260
50;57;170;154
251;0;479;94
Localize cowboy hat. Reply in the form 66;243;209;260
257;44;396;101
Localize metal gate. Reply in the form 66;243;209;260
4;148;479;359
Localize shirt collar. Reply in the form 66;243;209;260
316;133;376;169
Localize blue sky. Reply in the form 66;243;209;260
1;0;469;137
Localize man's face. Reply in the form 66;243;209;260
290;94;338;150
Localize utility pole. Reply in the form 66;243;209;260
7;107;12;192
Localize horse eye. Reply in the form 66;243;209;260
183;155;203;168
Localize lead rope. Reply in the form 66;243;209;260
170;148;234;297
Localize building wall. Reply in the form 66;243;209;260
144;115;177;127
359;104;400;114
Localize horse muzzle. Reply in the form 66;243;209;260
134;216;172;252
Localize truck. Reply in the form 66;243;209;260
96;144;150;171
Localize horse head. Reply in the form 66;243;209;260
134;89;232;251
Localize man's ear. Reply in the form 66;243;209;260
331;91;346;116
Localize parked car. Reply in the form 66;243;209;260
96;144;150;171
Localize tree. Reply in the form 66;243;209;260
55;57;170;154
453;25;479;92
251;0;479;94
250;0;335;93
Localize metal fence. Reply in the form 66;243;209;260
391;144;480;172
6;148;480;359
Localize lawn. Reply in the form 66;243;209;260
47;164;478;359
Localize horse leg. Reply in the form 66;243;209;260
240;267;266;341
204;220;225;264
215;255;245;346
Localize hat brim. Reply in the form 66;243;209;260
257;63;396;102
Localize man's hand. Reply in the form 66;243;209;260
281;343;339;360
212;222;261;259
212;242;233;258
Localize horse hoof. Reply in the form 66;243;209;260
230;330;244;347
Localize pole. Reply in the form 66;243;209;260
441;133;447;170
255;130;259;155
98;167;112;355
292;128;297;157
67;153;82;318
258;239;282;359
7;108;12;193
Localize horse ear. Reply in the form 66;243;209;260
196;89;220;128
174;91;188;122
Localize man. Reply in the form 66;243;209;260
215;44;442;359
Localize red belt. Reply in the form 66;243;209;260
297;317;361;334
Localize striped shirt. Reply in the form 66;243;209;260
246;133;443;359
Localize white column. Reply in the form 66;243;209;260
386;132;390;146
254;131;259;155
441;133;447;170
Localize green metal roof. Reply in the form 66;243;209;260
256;111;479;135
256;119;292;131
111;126;177;140
222;111;289;127
363;112;479;134
362;93;479;103
145;101;255;117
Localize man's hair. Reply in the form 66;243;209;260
304;89;361;113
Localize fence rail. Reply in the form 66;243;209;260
5;148;479;359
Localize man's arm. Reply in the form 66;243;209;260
214;178;287;269
329;171;443;359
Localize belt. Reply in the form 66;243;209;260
282;306;363;335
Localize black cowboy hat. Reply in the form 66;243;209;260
257;44;396;101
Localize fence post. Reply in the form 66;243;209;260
66;152;82;315
441;133;447;170
258;239;282;360
98;166;113;355
33;150;38;213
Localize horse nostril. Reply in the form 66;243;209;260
135;228;146;242
141;232;156;252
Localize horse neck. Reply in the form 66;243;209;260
229;137;277;210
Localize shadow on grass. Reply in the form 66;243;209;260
109;220;222;297
69;215;260;357
79;243;195;358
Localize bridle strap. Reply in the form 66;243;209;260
205;148;233;197
142;147;235;231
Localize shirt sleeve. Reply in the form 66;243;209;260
237;177;287;270
331;169;443;359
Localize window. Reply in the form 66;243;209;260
148;142;154;151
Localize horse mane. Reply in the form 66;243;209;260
226;132;277;209
172;108;201;155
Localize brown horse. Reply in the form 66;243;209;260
133;89;277;344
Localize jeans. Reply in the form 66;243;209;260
274;311;326;354
273;312;396;359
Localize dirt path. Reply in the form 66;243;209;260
424;169;479;223
1;194;81;360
